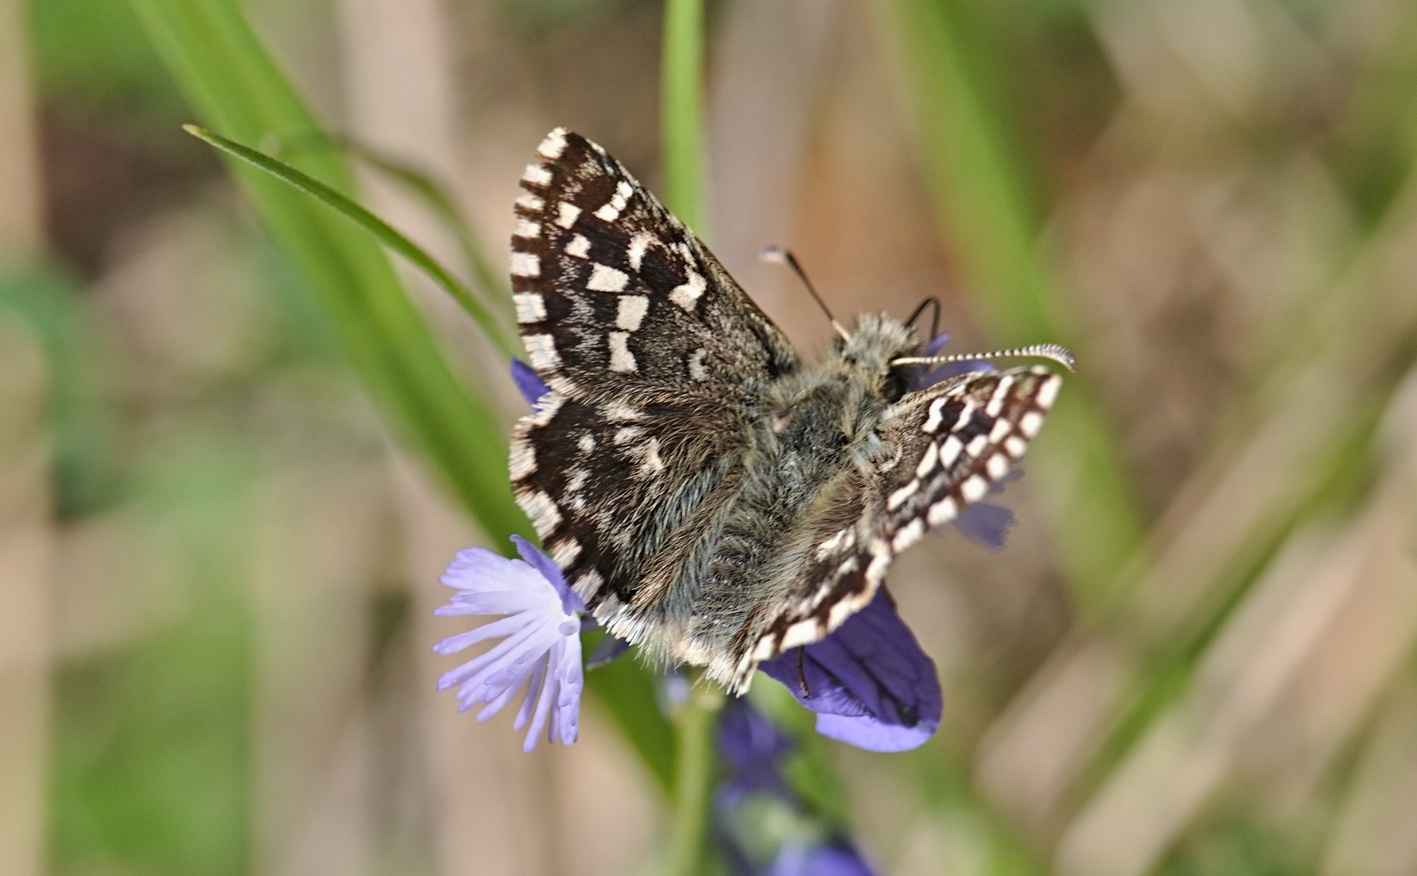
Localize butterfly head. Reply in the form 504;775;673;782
830;313;924;403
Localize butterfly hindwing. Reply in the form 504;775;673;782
511;392;749;618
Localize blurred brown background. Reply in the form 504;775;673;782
3;0;1416;874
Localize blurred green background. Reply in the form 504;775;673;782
3;0;1416;874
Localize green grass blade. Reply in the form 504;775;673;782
661;0;704;230
876;0;1146;610
131;0;682;797
183;125;514;359
331;138;515;334
129;0;525;542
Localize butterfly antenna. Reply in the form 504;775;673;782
761;246;851;342
891;342;1078;372
904;296;941;341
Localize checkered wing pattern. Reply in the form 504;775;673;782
508;127;796;401
508;128;797;616
729;366;1061;689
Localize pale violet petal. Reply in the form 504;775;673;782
431;614;528;654
432;537;587;751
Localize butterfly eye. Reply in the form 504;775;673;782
882;367;912;403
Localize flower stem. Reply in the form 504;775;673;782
660;0;704;233
660;683;723;876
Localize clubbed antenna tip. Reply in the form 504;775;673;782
760;246;851;342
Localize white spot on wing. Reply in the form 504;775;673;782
887;480;919;510
928;496;958;526
577;434;596;453
616;295;649;331
530;392;562;426
565;234;590;259
605;402;643;422
538;128;567;160
989;417;1013;443
516;193;543;213
587;263;629;292
985;377;1013;418
522;163;551;186
523;334;560;371
594;180;634;222
749;637;777;662
608;331;637;372
513;293;546;324
613;426;644;444
688;348;710;381
939;436;963;467
815;530;847;560
891;519;924;553
640;437;665;474
551;538;581;568
961;475;989;503
510;252;540;277
966;434;989;459
574;568;604;596
1004;435;1027;458
556;202;581;229
827;597;860;630
628;232;653;271
509;439;536;479
669;272;706;311
923;398;948;433
950;403;976;433
915;443;939;478
520;489;562;533
779;619;827;652
514;217;540;239
1019;411;1044;437
865;538;893;585
1037;375;1060;408
986;453;1009;480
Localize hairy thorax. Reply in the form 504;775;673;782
681;314;920;657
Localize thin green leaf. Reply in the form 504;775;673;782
130;0;525;543
875;0;1146;611
184;124;514;359
330;138;515;334
132;0;675;798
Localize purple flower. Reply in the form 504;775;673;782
714;699;881;876
758;591;941;752
718;697;795;802
766;839;876;876
511;358;550;406
433;536;584;752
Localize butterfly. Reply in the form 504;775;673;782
507;128;1069;693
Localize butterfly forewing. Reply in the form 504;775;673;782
728;367;1061;690
509;128;797;622
509;128;796;400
